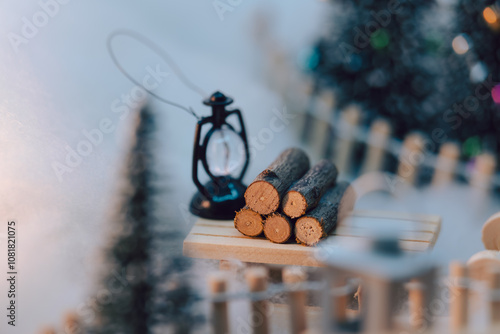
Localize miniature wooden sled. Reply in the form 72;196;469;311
183;210;441;267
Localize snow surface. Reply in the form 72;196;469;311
0;1;499;333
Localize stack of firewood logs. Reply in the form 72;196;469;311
234;148;356;246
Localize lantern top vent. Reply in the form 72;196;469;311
204;91;234;107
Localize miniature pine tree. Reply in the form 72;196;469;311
448;0;500;154
91;105;157;334
310;0;437;139
89;105;203;334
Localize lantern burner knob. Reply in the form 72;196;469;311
204;91;234;106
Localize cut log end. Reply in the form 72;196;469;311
244;181;280;215
295;217;323;246
467;250;500;282
282;191;307;218
234;207;263;237
264;213;292;243
482;212;500;251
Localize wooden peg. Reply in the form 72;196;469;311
408;268;437;331
310;90;336;159
489;268;500;324
63;311;81;334
283;267;308;334
39;326;57;334
431;142;460;186
209;272;230;334
397;133;425;186
284;75;313;122
364;279;400;332
482;213;500;251
355;284;363;315
245;267;269;334
334;105;361;175
467;250;500;281
471;153;496;190
449;261;469;332
408;279;425;330
300;85;318;144
362;119;391;174
334;276;349;324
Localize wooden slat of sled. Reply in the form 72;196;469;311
183;210;441;267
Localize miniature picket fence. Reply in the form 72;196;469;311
39;259;500;334
249;17;499;189
254;34;499;191
284;81;498;192
203;262;500;334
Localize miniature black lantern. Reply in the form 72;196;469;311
189;91;250;219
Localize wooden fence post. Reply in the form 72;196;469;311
431;142;460;186
409;267;437;331
397;133;425;186
246;267;269;334
310;90;335;160
471;153;496;190
283;267;308;334
408;279;425;330
362;119;391;174
335;105;361;176
209;272;230;334
489;268;500;324
450;261;469;332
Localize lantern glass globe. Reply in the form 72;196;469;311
206;125;245;177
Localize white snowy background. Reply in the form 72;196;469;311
0;0;498;333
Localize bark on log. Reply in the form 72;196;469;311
245;148;310;215
295;182;356;246
234;207;263;237
263;212;293;244
282;160;338;218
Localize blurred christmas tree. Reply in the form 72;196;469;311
310;0;437;139
90;105;202;334
445;0;500;155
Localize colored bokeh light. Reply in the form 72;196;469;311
463;136;482;158
492;84;500;104
298;47;320;71
452;34;470;54
370;29;390;50
470;61;488;83
483;7;498;24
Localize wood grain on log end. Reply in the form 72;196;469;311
264;213;293;244
295;217;324;246
282;160;338;218
282;191;307;218
245;148;309;215
234;207;263;237
244;180;280;215
295;182;356;246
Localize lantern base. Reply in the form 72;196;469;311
189;179;247;220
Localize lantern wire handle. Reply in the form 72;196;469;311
107;30;207;120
